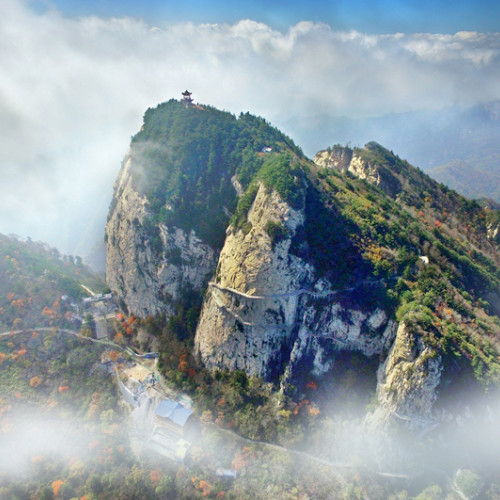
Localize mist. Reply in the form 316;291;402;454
0;409;92;477
2;326;500;497
2;0;500;255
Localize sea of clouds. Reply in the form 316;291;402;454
1;0;499;255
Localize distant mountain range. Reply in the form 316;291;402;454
428;160;500;203
278;101;500;203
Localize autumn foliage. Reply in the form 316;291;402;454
29;375;42;388
191;476;213;497
150;469;162;484
52;479;64;497
178;352;189;373
108;350;120;362
231;446;255;471
42;306;57;317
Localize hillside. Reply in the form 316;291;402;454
313;142;500;411
104;100;500;490
0;234;108;331
2;232;363;500
281;101;500;204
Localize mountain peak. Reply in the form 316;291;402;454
105;101;500;440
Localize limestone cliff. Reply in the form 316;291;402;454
367;322;443;429
106;100;500;432
105;153;217;317
314;144;402;197
195;182;314;378
194;181;443;425
196;180;396;377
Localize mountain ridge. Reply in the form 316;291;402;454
105;100;500;434
279;101;500;203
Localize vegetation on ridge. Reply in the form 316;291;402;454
117;100;500;391
0;234;107;331
311;143;500;386
125;100;302;248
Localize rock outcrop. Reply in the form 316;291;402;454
195;183;313;378
487;222;500;244
105;154;217;317
367;322;443;429
314;144;402;197
195;183;396;376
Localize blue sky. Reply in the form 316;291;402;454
34;0;500;33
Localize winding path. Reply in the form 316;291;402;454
0;327;157;356
0;325;409;480
208;276;395;301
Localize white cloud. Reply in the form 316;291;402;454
1;0;500;254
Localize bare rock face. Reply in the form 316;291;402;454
314;145;402;197
105;154;217;317
194;183;398;381
314;146;352;171
285;304;397;381
366;322;443;429
487;222;500;244
194;183;313;377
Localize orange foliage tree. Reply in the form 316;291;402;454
150;469;162;484
52;479;64;497
108;350;120;362
29;376;42;388
42;306;57;317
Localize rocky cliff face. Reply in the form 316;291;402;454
106;101;500;433
488;222;500;244
194;181;442;427
314;144;402;197
195;182;314;378
367;322;443;429
105;154;217;317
